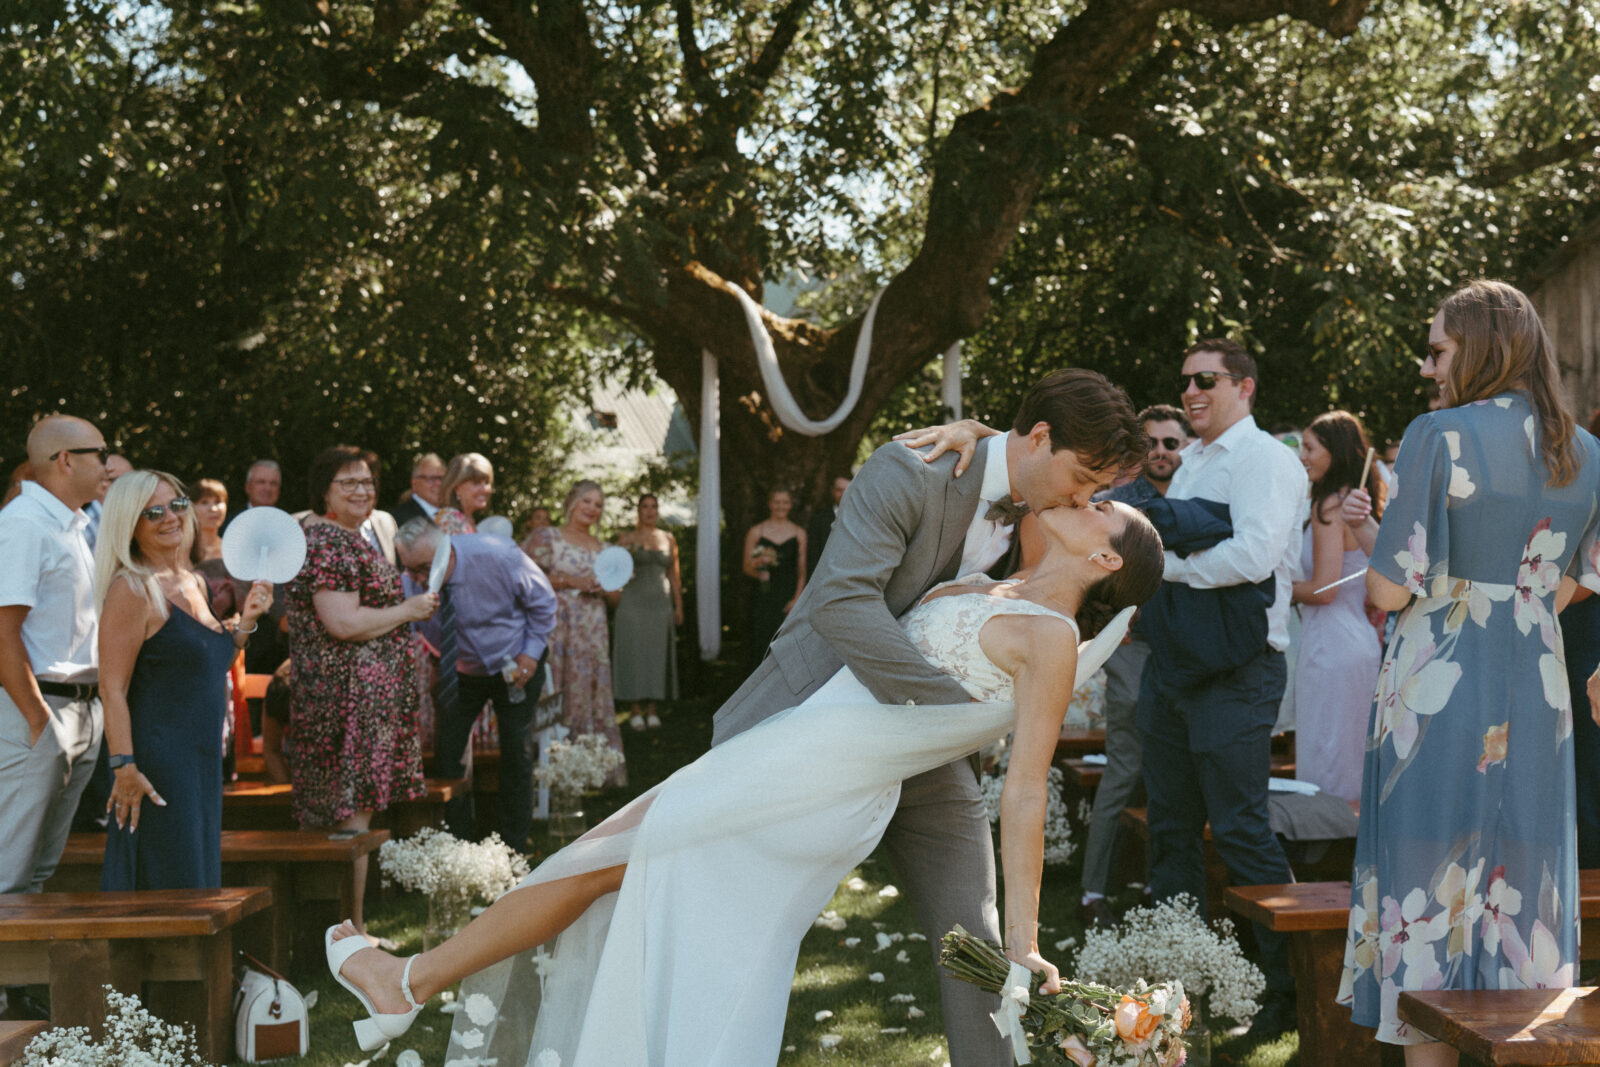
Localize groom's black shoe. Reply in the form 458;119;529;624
1242;995;1296;1041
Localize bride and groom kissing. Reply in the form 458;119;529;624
326;368;1164;1066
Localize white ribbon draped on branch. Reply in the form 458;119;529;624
693;280;964;660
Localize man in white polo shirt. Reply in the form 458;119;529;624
0;414;108;894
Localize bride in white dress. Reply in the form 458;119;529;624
326;501;1164;1066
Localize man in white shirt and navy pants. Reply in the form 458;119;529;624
0;415;109;895
1137;340;1308;1038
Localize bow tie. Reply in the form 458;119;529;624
983;497;1029;527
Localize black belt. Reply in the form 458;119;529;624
36;680;98;701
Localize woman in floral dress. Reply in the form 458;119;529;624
287;446;439;936
1336;281;1600;1061
529;480;626;784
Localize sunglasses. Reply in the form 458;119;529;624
51;446;109;464
1151;437;1184;452
140;497;191;523
1178;371;1243;392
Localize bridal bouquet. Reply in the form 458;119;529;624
22;987;207;1066
941;927;1189;1066
750;543;778;581
1073;895;1263;1026
980;762;1075;866
378;827;531;909
534;731;626;800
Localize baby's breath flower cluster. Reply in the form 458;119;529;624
534;732;625;800
981;763;1075;866
378;827;531;908
1074;894;1263;1026
23;987;207;1066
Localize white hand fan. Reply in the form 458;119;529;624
222;507;308;584
593;545;634;592
427;535;452;594
476;515;514;540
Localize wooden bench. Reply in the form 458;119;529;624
0;1021;50;1066
1053;728;1106;762
44;829;389;973
0;888;271;1064
222;777;464;837
1225;877;1600;1067
1398;987;1600;1064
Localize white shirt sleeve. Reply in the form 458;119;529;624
1165;443;1306;589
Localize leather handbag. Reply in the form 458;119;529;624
234;951;309;1062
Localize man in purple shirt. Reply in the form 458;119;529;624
396;519;556;852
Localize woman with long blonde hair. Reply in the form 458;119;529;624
1336;281;1600;1063
435;453;494;535
95;471;272;889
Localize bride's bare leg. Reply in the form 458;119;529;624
331;863;626;1014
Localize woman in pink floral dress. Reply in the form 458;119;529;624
287;446;440;936
529;480;626;784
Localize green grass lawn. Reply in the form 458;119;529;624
235;652;1302;1066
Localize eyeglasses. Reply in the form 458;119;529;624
51;446;108;464
1151;437;1184;452
1178;371;1243;392
140;498;191;523
332;477;376;492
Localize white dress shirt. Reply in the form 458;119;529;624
1161;415;1308;651
416;496;440;520
0;481;99;681
959;433;1017;574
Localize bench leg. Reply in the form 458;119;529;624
1289;929;1388;1067
142;932;235;1066
47;939;138;1041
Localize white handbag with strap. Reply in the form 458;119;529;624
234;951;309;1062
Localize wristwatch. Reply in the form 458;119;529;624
107;753;137;770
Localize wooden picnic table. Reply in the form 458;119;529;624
1398;987;1600;1065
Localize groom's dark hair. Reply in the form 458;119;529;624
1012;369;1147;476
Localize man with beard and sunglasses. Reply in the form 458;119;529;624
1077;404;1189;930
1137;340;1307;1038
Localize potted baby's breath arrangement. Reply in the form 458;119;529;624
1073;894;1265;1065
22;987;208;1066
378;827;531;948
534;732;625;844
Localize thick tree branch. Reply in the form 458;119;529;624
1478;130;1600;186
672;0;714;97
736;0;813;101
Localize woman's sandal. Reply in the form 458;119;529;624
325;924;424;1051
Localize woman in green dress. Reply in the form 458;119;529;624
612;494;683;730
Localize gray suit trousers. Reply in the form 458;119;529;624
0;690;102;893
1079;636;1149;896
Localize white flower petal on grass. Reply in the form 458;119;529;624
303;989;319;1010
814;911;847;931
908;1006;926;1019
843;937;861;948
440;1001;463;1014
784;1047;796;1053
895;949;911;963
876;932;894;951
846;876;868;891
1054;936;1077;951
880;1027;908;1034
890;993;917;1003
872;921;887;930
396;1053;423;1067
439;990;457;1003
819;1034;843;1049
370;1043;391;1061
879;885;900;898
868;972;886;982
907;932;926;941
814;1010;834;1021
464;993;498;1026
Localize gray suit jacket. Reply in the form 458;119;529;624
713;440;993;742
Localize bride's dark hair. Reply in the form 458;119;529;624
1077;508;1165;639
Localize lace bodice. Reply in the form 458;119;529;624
901;575;1079;702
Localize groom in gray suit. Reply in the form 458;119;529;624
713;369;1147;1064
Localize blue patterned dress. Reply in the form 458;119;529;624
1339;392;1600;1042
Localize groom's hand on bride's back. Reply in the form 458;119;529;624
892;419;998;477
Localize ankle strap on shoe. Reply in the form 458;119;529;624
400;956;422;1010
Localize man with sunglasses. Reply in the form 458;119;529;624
1136;339;1308;1038
1077;404;1190;930
0;415;109;898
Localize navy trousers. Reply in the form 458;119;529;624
436;660;546;853
1137;647;1295;1002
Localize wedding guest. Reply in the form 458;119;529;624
806;474;852;577
287;445;437;936
435;453;494;535
1567;409;1600;869
96;472;272;889
612;494;683;731
221;459;281;533
1337;281;1600;1059
191;479;228;563
83;452;130;552
392;453;445;528
528;480;625;784
0;415;107;894
2;459;32;507
742;489;806;671
1288;411;1384;802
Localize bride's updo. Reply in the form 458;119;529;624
1077;508;1164;639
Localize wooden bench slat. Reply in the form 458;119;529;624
0;887;272;942
54;828;389;866
0;1021;50;1066
1398;988;1600;1065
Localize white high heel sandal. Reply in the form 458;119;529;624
325;924;424;1051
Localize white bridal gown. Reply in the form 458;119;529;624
447;577;1131;1067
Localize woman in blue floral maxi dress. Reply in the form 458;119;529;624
1338;281;1600;1057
